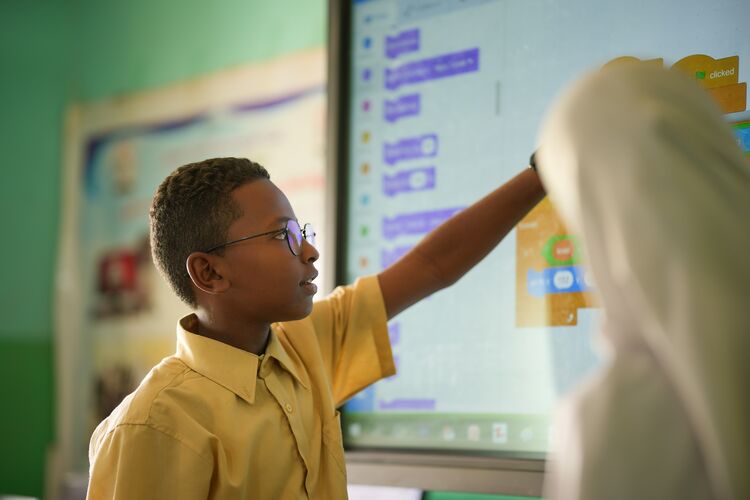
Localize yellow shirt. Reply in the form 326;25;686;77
87;276;394;500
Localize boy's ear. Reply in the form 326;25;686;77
186;252;230;295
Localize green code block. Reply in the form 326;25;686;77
424;492;538;500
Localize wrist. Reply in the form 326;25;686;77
529;151;538;172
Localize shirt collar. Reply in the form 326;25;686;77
174;314;307;404
265;324;308;389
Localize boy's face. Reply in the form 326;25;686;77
215;179;319;323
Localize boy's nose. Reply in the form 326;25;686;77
302;239;319;263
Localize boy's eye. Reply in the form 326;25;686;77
272;230;287;240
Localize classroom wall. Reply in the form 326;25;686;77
71;0;327;101
0;0;70;497
0;1;325;497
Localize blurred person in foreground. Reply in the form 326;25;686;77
536;63;750;500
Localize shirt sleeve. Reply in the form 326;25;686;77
87;423;212;500
308;275;395;406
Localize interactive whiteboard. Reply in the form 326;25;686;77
336;0;750;460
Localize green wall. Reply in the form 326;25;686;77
0;0;70;497
72;0;327;101
0;0;324;497
426;493;532;500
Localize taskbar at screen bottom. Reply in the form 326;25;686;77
342;412;551;455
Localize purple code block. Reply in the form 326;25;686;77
382;207;464;240
384;93;420;123
388;322;401;345
381;245;413;268
378;398;436;411
383;166;436;197
385;47;479;91
385;29;420;59
383;133;438;165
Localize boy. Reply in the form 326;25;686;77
87;157;545;499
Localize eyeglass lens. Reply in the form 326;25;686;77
286;220;315;256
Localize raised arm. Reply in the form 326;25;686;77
377;167;545;319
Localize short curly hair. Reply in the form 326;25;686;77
149;157;270;308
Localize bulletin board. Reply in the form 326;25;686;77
53;48;328;485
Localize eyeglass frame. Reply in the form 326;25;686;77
202;219;316;256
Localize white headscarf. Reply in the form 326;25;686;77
537;64;750;500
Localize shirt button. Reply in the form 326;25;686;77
285;403;293;413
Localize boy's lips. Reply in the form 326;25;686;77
300;272;318;294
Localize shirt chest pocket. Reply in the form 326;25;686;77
321;410;347;476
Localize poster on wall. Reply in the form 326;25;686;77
55;48;327;478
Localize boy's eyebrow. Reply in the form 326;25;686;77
238;216;293;236
272;216;296;226
253;216;295;233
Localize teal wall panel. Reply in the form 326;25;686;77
72;0;326;101
425;492;537;500
0;0;326;496
0;0;69;339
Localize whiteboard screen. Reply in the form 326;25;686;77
341;0;750;456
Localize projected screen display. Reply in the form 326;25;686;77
341;0;750;455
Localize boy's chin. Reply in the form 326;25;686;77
279;301;314;322
298;301;314;319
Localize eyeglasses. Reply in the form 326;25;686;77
204;219;316;256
